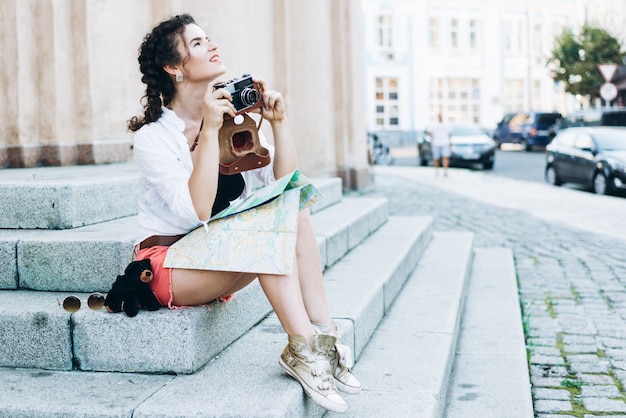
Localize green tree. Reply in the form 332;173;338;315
548;24;624;99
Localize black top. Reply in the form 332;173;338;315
211;173;245;216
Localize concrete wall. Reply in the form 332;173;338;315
0;0;369;190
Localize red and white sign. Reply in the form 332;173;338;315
598;63;618;82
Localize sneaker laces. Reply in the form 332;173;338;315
318;374;335;390
307;354;337;391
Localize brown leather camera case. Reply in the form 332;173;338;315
218;113;271;175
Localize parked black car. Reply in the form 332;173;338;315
418;123;496;170
551;108;626;140
545;126;626;195
493;111;562;151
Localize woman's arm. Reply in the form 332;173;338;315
269;117;298;179
188;82;236;221
187;127;221;221
256;79;298;179
134;125;203;227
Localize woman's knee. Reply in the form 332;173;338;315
220;272;257;296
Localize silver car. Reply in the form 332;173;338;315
417;123;496;170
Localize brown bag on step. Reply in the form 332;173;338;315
218;113;271;175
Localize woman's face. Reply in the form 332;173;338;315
178;23;226;83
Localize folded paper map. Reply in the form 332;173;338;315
163;169;322;275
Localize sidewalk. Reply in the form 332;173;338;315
368;165;626;417
373;165;626;242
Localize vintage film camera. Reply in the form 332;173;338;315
214;73;262;115
214;74;270;175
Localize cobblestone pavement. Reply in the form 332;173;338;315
358;168;626;418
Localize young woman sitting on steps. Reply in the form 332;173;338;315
126;14;360;413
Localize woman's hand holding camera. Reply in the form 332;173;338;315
205;75;295;178
209;76;285;124
202;80;236;133
254;78;287;123
251;78;297;177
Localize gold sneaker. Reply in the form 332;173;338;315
311;322;362;395
279;334;348;414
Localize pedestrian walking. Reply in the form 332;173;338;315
426;114;451;176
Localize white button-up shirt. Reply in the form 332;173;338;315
133;107;275;244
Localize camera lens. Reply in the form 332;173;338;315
240;88;259;107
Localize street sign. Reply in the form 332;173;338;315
598;63;618;82
600;82;618;101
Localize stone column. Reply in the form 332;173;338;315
1;0;48;167
277;0;337;179
331;0;370;190
272;0;369;189
0;0;19;167
1;0;85;167
0;0;136;168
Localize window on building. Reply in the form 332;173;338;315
532;80;541;110
518;20;526;52
377;14;394;59
429;17;440;49
504;79;525;112
375;77;400;129
533;23;543;65
451;18;459;49
430;78;481;124
377;14;392;48
469;19;478;50
532;23;542;51
505;23;512;52
505;18;526;54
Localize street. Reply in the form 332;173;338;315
390;145;605;195
391;144;547;183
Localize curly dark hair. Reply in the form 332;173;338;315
127;14;196;132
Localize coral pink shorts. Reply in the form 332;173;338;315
135;245;233;309
135;246;174;308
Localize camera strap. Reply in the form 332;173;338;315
190;120;203;152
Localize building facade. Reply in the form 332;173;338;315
0;0;370;190
362;0;586;145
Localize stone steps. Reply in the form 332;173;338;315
443;248;534;417
0;163;142;230
2;195;381;293
0;163;502;417
0;167;343;292
0;163;342;230
0;216;445;417
0;194;392;373
348;231;475;417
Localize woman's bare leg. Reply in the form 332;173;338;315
172;265;315;339
170;269;256;306
257;261;315;340
294;209;333;327
294;209;362;394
